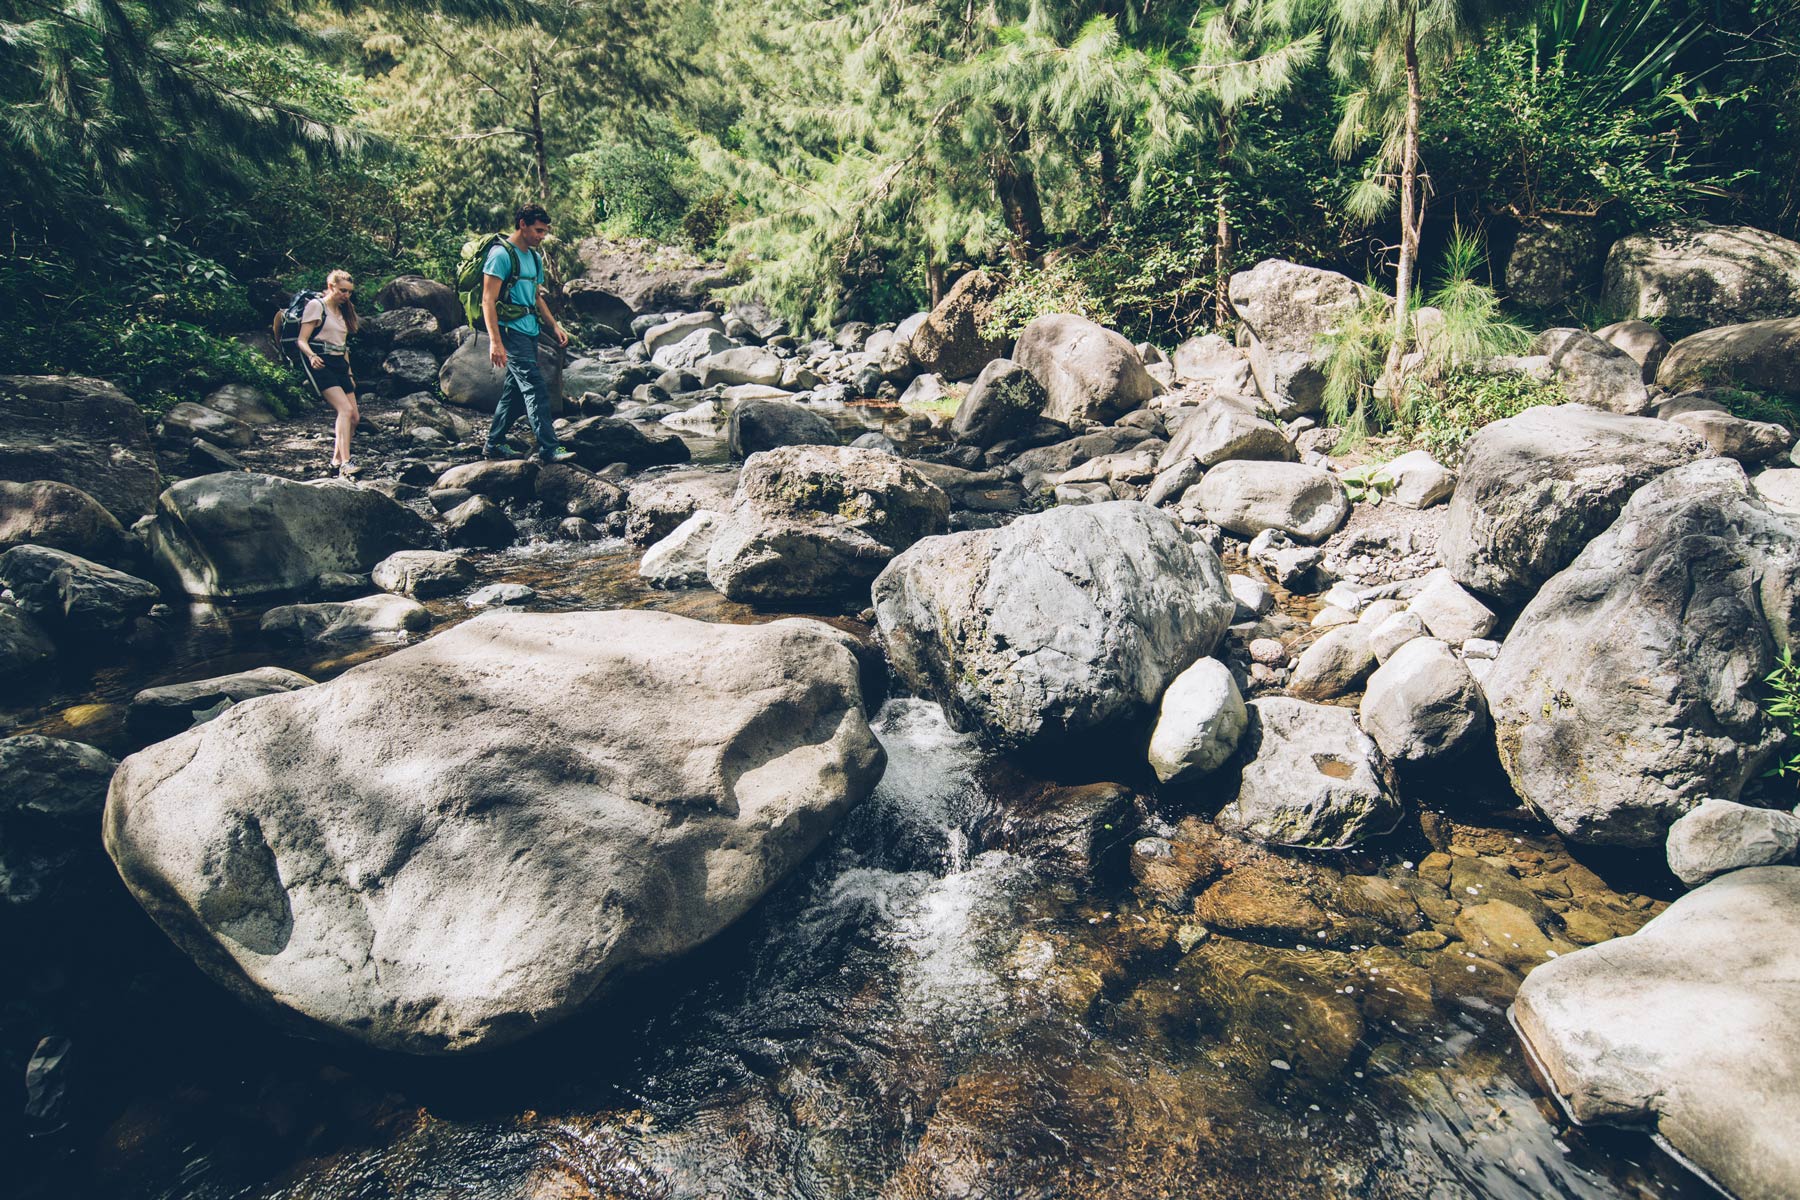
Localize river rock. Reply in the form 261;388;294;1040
1358;638;1488;765
1147;658;1247;785
0;480;138;567
651;328;731;372
909;269;1009;380
260;594;430;643
0;375;162;523
624;469;739;545
1196;460;1350;544
1157;397;1294;472
1171;334;1254;392
1228;260;1380;417
1442;404;1707;605
465;583;534;607
1248;528;1322;588
1369;610;1428;663
378;274;465;332
873;501;1234;750
562;415;691;470
639;510;723;587
1287;625;1376;701
0;734;115;821
534;463;625;522
361;307;442;353
1602;222;1800;327
1531;329;1652;415
951;359;1046;447
382;349;440;392
1013;314;1157;426
371;550;476;598
150;474;435;600
727;400;838;458
1665;408;1791;462
442;496;516;549
162;399;257;448
1487;458;1797;846
698;346;782;389
1511;866;1800;1200
1665;799;1800;888
0;602;56;678
128;667;317;741
706;446;949;604
1657;316;1800;396
1407;569;1497;643
436;458;538;501
104;610;883;1053
438;332;564;414
0;735;117;907
1369;450;1455;508
1216;697;1400;849
643;312;725;356
0;545;159;636
1593;320;1670;383
201;384;279;426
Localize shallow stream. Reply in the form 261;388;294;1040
4;536;1714;1200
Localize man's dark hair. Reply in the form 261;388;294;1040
515;203;552;228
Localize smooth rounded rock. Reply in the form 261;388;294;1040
1147;658;1247;785
1666;798;1800;888
1358;638;1489;764
1197;461;1350;544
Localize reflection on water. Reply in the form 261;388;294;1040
5;541;1715;1200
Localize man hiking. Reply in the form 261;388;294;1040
482;202;575;463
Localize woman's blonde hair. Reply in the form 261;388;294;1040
326;269;358;332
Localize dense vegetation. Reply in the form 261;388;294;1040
6;0;1799;418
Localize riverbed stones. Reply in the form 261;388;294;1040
148;473;436;600
1407;569;1497;644
0;602;56;678
727;399;838;458
1216;697;1400;849
1013;314;1158;426
1665;799;1800;888
624;469;739;545
1287;625;1376;701
1656;315;1800;396
1358;638;1488;765
644;312;725;357
104;610;885;1053
951;359;1046;447
128;667;317;741
1602;222;1800;327
1530;329;1653;415
874;501;1234;750
1593;320;1670;383
435;458;538;500
705;446;949;605
1157;398;1294;472
1147;657;1247;785
1248;528;1322;588
1664;408;1792;462
534;463;625;522
908;269;1008;381
0;375;162;524
1512;866;1800;1200
1;735;117;907
1369;610;1428;664
1487;458;1797;846
639;510;723;587
371;550;476;598
1228;260;1380;417
442;496;517;549
1196;461;1350;544
0;545;160;637
0;480;138;567
1442;404;1707;606
562;415;691;470
260;594;431;643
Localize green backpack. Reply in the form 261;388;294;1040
455;234;536;331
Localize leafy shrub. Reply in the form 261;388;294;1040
110;320;306;416
979;257;1108;340
1764;646;1800;780
1397;369;1566;468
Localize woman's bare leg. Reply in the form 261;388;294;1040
323;386;360;464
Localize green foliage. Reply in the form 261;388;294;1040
109;320;307;416
1761;645;1800;779
980;258;1108;339
1713;386;1800;429
1396;368;1566;467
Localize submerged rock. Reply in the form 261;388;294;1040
1512;866;1800;1200
104;611;885;1053
128;667;317;742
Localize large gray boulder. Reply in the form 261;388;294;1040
104;610;884;1053
1512;866;1800;1200
951;359;1046;447
1195;460;1350;544
1013;314;1158;426
644;312;726;357
908;269;1009;381
1487;459;1797;846
1666;799;1800;888
727;400;838;458
571;238;735;313
1442;404;1707;605
0;480;138;567
1592;319;1670;383
0;375;162;523
1216;697;1400;849
162;402;256;449
148;473;437;600
1358;638;1488;765
0;545;159;636
872;501;1234;751
1228;260;1380;417
697;346;782;389
1504;217;1603;309
1;735;117;907
705;446;949;605
624;469;739;546
1602;222;1800;327
377;274;464;333
650;328;732;372
438;331;564;413
1657;315;1800;395
1530;329;1653;415
1157;397;1295;472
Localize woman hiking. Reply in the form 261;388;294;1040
294;269;363;477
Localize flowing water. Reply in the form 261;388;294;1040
4;534;1716;1200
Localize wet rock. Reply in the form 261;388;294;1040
435;458;538;500
951;359;1046;447
1148;657;1247;785
1406;569;1496;644
874;501;1233;751
623;469;739;546
1287;625;1376;701
0;544;159;636
908;269;1009;380
1664;408;1792;462
556;517;601;542
1359;638;1488;765
148;473;436;600
533;462;625;522
105;611;883;1053
0;479;138;567
1193;864;1331;942
1512;866;1800;1200
639;510;722;587
706;446;949;605
981;781;1142;882
1442;404;1706;606
371;550;476;599
564;414;691;470
465;582;534;607
1657;315;1800;396
726;399;838;458
1228;574;1272;621
1602;222;1800;327
1013;313;1158;425
1198;460;1349;545
1216;697;1401;849
1665;798;1800;887
442;496;516;549
1129;817;1227;910
0;734;115;821
0;601;56;678
0;374;163;523
1530;329;1653;415
260;594;431;643
1488;459;1796;846
128;667;317;741
1229;260;1381;417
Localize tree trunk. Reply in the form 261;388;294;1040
993;107;1048;259
528;49;551;206
1383;5;1423;395
1214;124;1235;328
927;257;946;307
1097;133;1118;227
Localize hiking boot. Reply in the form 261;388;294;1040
337;460;363;478
539;446;577;464
482;443;522;461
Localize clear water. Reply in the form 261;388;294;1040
3;542;1712;1200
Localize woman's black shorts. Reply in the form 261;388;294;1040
299;351;356;398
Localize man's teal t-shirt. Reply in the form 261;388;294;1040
482;241;542;337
